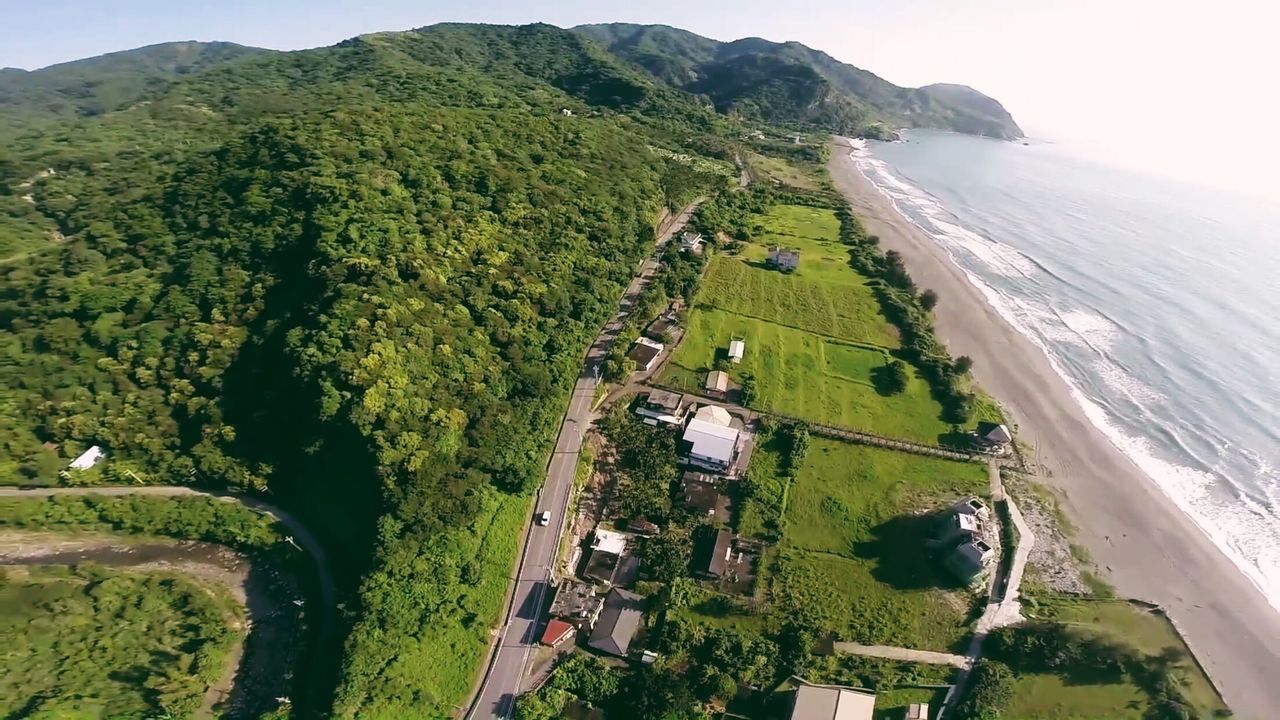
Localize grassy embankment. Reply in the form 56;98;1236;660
662;204;952;442
1;565;242;720
1001;596;1229;719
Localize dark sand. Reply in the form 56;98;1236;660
829;137;1280;718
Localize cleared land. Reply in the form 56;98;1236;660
0;564;240;719
664;204;950;442
1002;596;1229;719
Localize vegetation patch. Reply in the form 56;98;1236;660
772;440;987;651
0;564;241;719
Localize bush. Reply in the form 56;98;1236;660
953;659;1015;719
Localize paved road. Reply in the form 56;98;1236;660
468;201;702;720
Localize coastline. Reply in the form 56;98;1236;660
828;137;1280;717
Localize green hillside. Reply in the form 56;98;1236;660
575;22;1024;139
0;22;731;717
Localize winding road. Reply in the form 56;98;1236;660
466;200;703;720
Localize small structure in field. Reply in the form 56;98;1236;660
906;702;929;720
627;337;665;373
728;337;745;363
790;682;876;720
974;421;1012;452
588;588;645;656
682;405;740;472
68;445;105;470
953;496;989;520
540;618;576;647
628;518;660;536
767;247;800;272
704;370;730;398
635;389;689;427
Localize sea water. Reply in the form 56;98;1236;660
851;130;1280;611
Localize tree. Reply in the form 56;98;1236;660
881;359;909;395
920;289;939;311
953;660;1015;720
954;355;974;375
636;527;692;582
738;372;757;406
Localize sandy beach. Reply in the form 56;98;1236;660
828;138;1280;718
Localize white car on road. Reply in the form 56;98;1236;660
536;510;552;526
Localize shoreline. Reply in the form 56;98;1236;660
827;137;1280;717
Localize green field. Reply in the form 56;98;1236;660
773;440;986;651
1;565;241;719
665;204;951;442
1004;596;1229;719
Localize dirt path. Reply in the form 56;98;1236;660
832;643;968;668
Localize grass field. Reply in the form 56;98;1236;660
1010;596;1229;718
665;204;952;442
776;440;988;651
1;564;240;719
745;152;823;191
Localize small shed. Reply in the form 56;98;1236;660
975;421;1012;446
705;370;730;397
728;338;745;363
540;618;576;646
906;702;929;720
767;247;800;272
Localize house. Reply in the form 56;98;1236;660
635;389;689;427
68;445;105;470
549;580;604;628
790;682;877;720
946;539;995;582
952;496;989;520
681;471;729;522
704;370;730;398
767;247;800;272
682;405;740;472
939;511;981;545
645;309;680;342
584;529;630;584
974;421;1012;448
627;338;665;373
680;232;704;254
587;588;645;656
540;618;576;646
905;702;929;720
728;338;745;363
693;529;734;578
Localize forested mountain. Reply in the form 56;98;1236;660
574;23;1024;139
0;41;267;131
0;22;732;717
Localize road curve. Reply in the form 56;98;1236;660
466;201;703;720
0;485;336;646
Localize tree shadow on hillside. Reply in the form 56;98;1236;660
850;512;966;591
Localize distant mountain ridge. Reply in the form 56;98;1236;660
573;22;1023;140
0;41;267;130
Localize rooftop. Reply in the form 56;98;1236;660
592;528;628;555
549;580;602;622
976;421;1012;444
694;529;734;577
791;683;876;720
705;370;730;393
645;389;685;412
682;473;729;521
540;618;575;646
587;588;645;656
683;418;739;465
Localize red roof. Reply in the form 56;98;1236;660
540;619;575;646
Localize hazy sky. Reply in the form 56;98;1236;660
6;0;1278;197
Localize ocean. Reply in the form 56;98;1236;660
851;130;1280;611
